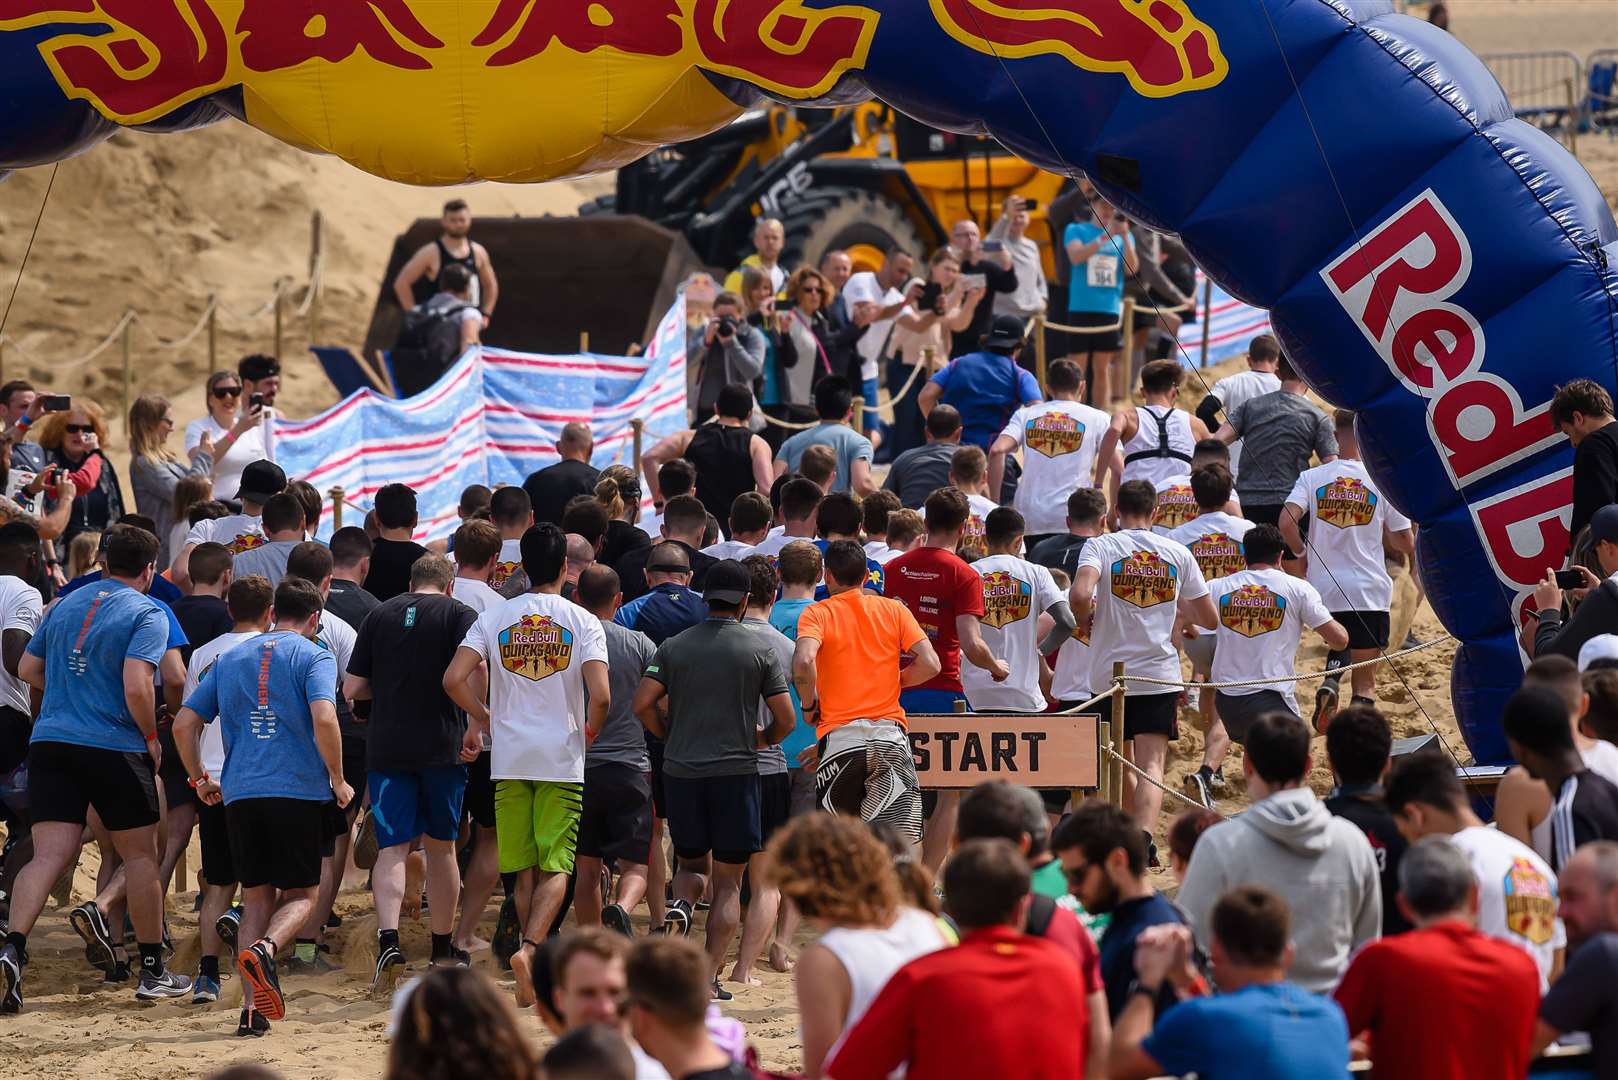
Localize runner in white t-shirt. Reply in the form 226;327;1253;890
0;570;43;721
443;524;608;1009
1072;479;1214;849
1386;755;1567;993
1283;411;1414;724
962;508;1074;713
1151;440;1243;535
487;486;536;593
174;458;286;589
1194;336;1282;479
949;445;999;559
989;358;1112;546
448;518;506;616
1166;463;1258;804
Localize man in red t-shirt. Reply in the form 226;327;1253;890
1335;836;1541;1080
884;487;1009;869
955;782;1111;1068
827;839;1088;1080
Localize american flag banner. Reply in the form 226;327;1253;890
270;297;689;542
1177;273;1273;367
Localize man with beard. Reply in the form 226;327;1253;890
392;198;500;321
1051;800;1202;1020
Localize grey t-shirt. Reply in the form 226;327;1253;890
646;618;790;779
589;620;656;770
1541;932;1618;1078
883;442;957;509
777;423;874;494
1227;391;1338;505
744;618;790;775
230;539;301;590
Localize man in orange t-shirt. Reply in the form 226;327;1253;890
794;540;941;843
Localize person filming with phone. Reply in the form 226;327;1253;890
948;219;1017;358
988;195;1048;325
35;400;123;550
1526;504;1618;664
692;291;766;423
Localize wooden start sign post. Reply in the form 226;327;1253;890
906;712;1102;790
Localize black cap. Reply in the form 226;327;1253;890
236;459;287;504
982;313;1027;350
702;559;751;606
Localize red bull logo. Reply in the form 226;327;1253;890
1502;857;1555;946
930;0;1226;98
1314;476;1377;529
1152;482;1196;530
1219;583;1285;638
1025;411;1084;458
1110;549;1176;608
981;569;1033;629
1188;531;1243;580
0;0;881;125
497;612;574;682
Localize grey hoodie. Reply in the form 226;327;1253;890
1176;787;1381;993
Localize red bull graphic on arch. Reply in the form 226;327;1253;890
1;1;1615;763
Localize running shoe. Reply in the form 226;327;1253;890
0;942;22;1014
69;901;117;975
1182;770;1214;809
601;903;633;939
104;959;132;984
1208;768;1228;796
1312;679;1340;735
324;913;343;930
353;810;380;870
430;945;470;969
192;974;221;1004
239;940;286;1021
235;1007;270;1038
663;899;692;938
371;942;404;997
215;904;243;949
135;967;193;1001
710;978;733;1002
283;951;338;975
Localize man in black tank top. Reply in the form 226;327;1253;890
392;198;499;319
640;385;772;539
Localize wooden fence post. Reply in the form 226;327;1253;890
630;418;644;473
1111;662;1128;809
1198;278;1213;369
330;486;345;531
1033;312;1049;394
121;314;133;438
853;395;866;434
308;209;324;346
1117;297;1136;399
579;331;590;354
206;295;217;370
273;282;284;360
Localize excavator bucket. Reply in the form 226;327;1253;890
362;214;707;376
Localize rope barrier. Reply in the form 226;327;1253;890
1052;684;1122;715
1114;634;1453;691
218;277;288;322
12;308;138;370
1102;743;1206;811
136;296;217;352
1039;299;1194;336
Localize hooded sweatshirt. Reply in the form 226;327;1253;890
1176;787;1381;994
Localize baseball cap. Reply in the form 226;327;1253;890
982;313;1026;350
1590;504;1618;546
1580;634;1618;672
702;559;751;606
236;459;288;504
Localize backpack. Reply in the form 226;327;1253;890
394;293;475;374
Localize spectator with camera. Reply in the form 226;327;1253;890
843;250;917;449
1524;504;1618;663
988;196;1047;324
887;250;979;458
947;220;1017;359
770;267;837;435
691;292;767;423
1551;379;1618;547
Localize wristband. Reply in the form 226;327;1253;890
187;773;209;790
15;415;30;429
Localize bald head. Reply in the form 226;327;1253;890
566;532;596;571
645;540;692;586
558;423;593;461
575;563;622;617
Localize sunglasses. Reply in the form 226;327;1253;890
65;424;94;435
212;385;242;399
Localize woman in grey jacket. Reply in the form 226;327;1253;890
128;393;215;567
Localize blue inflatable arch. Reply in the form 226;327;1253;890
3;0;1615;762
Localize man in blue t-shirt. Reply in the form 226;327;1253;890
773;377;877;496
3;524;191;1011
173;576;352;1036
1063;184;1138;408
919;314;1042;450
1108;886;1352;1080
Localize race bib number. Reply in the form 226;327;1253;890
1087;254;1119;290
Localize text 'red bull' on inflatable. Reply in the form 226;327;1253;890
1;0;1615;762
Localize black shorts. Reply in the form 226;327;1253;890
0;706;31;776
647;735;667;820
1333;610;1391;651
342;734;368;819
1066;309;1125;354
322;800;346;858
197;799;236;885
27;740;159;831
1037;788;1073;815
1044;282;1072;357
226;797;326;890
465;749;496;830
759;772;792;846
664;773;761;865
1123;692;1179;741
1214;689;1297;743
578;762;653;864
156;726;198;811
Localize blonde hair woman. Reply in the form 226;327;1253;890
768;814;950;1078
35;399;121;550
595;464;649;568
128;394;213;567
